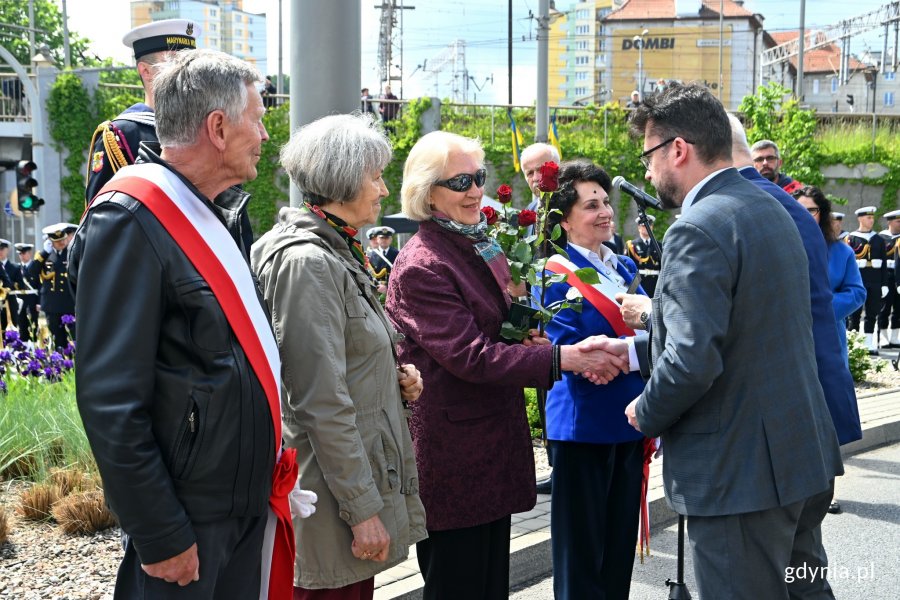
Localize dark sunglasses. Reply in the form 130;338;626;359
435;168;486;192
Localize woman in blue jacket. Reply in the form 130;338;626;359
533;160;648;600
794;186;866;368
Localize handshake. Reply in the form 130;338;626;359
560;336;631;384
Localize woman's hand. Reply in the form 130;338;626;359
507;280;527;299
397;364;423;403
350;515;391;562
522;328;551;347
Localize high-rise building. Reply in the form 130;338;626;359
130;0;267;74
550;0;774;109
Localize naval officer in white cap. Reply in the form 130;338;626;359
84;19;199;203
846;206;888;354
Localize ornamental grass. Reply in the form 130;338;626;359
17;482;62;521
52;490;117;535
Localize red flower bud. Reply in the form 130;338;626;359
517;209;537;227
481;206;499;225
496;184;513;204
538;161;560;193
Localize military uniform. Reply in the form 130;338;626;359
366;226;399;287
878;210;900;347
84;19;198;204
29;224;77;349
846;207;887;353
13;243;40;342
0;239;19;330
625;216;662;297
833;212;849;241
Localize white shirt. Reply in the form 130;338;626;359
567;242;625;286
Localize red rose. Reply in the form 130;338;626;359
481;206;499;225
538;161;560;193
517;209;537;227
496;184;513;204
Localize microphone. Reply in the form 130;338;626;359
612;176;664;210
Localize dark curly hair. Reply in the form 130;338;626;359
543;159;612;252
792;185;835;244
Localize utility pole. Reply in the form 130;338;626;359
376;1;414;95
536;0;549;142
508;0;513;105
28;0;35;70
277;0;283;95
61;0;71;68
797;0;806;100
718;0;724;101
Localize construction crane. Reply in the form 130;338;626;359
760;2;900;86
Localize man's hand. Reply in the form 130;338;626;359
397;364;423;403
574;336;631;384
615;293;652;330
624;398;642;432
350;515;391;562
142;543;200;586
559;337;629;384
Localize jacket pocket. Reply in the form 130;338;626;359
344;293;380;356
171;391;209;480
369;431;400;494
175;277;231;353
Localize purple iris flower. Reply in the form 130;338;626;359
61;315;76;325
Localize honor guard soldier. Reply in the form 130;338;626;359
0;239;17;329
29;223;78;349
846;206;888;354
13;243;40;342
878;210;900;348
625;215;662;297
368;226;399;288
832;212;848;241
84;19;198;203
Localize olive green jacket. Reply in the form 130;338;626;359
251;207;426;588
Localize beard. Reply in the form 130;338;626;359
758;167;777;182
655;177;682;210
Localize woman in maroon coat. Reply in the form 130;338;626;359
385;131;629;599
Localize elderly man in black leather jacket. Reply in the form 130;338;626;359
69;49;298;599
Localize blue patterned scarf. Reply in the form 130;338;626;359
431;211;511;304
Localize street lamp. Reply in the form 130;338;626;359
633;28;649;98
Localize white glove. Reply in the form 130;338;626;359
43;239;53;254
883;286;890;299
871;259;883;269
289;481;318;519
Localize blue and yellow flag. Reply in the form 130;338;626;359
549;110;562;161
508;109;524;172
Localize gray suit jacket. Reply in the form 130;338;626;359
635;168;842;517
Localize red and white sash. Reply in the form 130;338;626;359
90;163;296;600
545;255;635;338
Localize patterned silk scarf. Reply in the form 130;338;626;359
304;202;369;270
431;211;511;303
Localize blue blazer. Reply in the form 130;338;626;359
828;241;866;367
739;166;862;445
534;245;646;444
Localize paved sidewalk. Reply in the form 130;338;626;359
373;383;900;600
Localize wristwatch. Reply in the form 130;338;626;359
639;311;650;327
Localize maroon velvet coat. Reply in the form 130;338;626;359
385;220;554;531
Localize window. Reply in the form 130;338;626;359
885;92;895;107
884;72;896;81
576;71;588;81
831;77;838;93
210;8;217;17
575;87;586;96
812;79;819;95
576;25;589;35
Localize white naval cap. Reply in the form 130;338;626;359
884;210;900;221
123;19;200;60
42;223;71;241
854;206;877;216
0;239;10;249
832;212;845;220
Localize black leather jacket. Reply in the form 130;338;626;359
68;146;275;565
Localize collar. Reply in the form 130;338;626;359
568;241;619;271
682;167;732;213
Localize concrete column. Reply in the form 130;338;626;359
290;0;361;206
535;0;549;143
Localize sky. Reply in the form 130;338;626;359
59;0;894;105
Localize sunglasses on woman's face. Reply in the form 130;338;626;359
434;168;486;192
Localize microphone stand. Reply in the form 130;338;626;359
633;201;662;259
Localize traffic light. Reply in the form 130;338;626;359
846;94;854;106
15;160;44;212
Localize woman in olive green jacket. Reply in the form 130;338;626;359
251;113;426;599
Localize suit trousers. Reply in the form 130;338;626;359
416;515;511;600
114;514;267;599
550;439;643;600
686;481;835;600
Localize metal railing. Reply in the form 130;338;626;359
0;72;31;121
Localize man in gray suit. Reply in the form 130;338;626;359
617;84;843;599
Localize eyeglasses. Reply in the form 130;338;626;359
639;137;693;169
807;207;820;215
435;168;486;192
752;155;779;164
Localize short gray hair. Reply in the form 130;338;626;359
750;139;779;157
520;142;560;166
280;113;392;205
401;131;485;221
154;49;263;148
